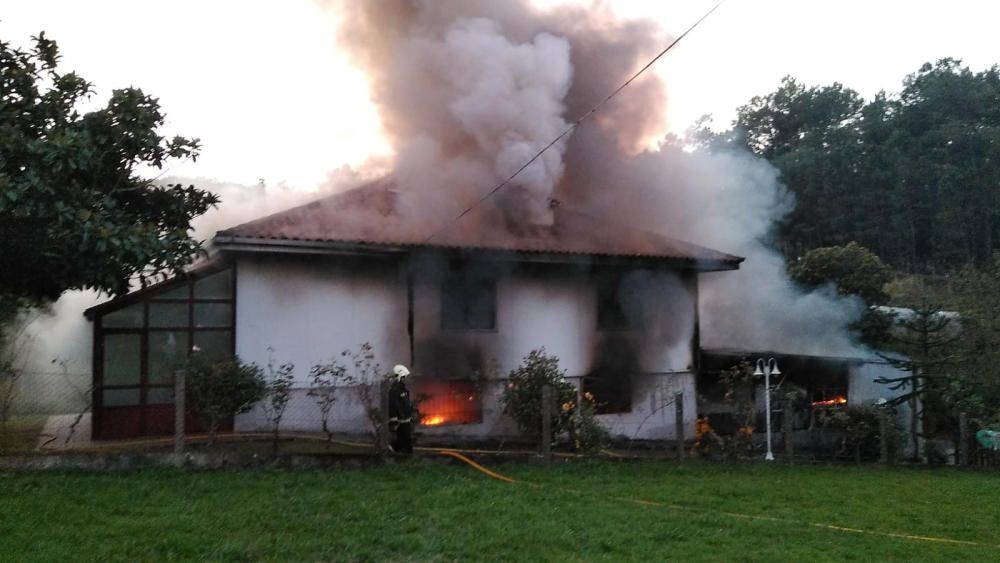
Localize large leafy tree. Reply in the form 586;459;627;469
0;33;218;301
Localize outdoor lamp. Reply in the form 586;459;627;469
754;358;780;461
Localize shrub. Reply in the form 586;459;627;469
184;354;265;446
719;359;757;459
501;349;576;444
261;351;295;454
307;356;355;445
343;343;390;454
568;392;610;454
816;405;884;463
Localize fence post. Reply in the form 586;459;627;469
174;369;185;457
959;411;969;467
541;385;552;462
879;409;890;465
674;392;685;460
783;394;793;463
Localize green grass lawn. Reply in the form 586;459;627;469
2;459;999;562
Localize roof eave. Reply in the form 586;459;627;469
213;235;743;271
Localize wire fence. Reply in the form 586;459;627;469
4;368;1000;472
0;370;92;453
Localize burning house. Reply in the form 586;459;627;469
84;179;742;440
77;0;884;443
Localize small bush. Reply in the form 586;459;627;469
501;349;577;444
817;405;883;463
261;351;295;454
308;356;355;445
184;354;266;446
568;392;610;454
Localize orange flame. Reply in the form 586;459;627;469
423;415;446;426
812;396;847;407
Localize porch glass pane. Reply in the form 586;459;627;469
149;331;186;384
147;387;175;405
102;334;141;386
149;303;189;328
194;270;233;299
193;330;233;362
153;283;190;300
101;304;144;329
102;388;140;407
194;303;232;328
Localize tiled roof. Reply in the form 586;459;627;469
215;179;743;269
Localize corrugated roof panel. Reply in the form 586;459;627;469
216;179;743;267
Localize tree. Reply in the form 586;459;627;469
0;33;218;301
790;242;892;305
947;258;1000;426
876;304;960;459
789;242;894;345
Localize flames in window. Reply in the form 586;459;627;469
812;394;847;407
413;380;481;427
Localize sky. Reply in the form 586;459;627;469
3;0;999;190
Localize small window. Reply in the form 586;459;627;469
441;274;496;330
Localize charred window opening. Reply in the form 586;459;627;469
441;267;496;331
584;335;637;414
596;272;637;331
412;379;482;427
698;352;852;433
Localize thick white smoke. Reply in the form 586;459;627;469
333;0;869;357
380;16;573;224
11;170;376;413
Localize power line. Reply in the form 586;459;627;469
424;0;727;243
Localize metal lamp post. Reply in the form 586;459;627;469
753;358;781;461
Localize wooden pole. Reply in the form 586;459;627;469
541;385;552;462
959;412;969;467
675;392;685;460
173;369;185;457
783;394;794;463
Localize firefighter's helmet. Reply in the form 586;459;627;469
392;364;411;380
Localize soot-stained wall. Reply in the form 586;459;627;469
234;250;700;439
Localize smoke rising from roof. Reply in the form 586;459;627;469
329;0;867;356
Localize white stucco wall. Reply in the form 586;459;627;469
847;361;909;405
234;251;700;441
233;254;408;432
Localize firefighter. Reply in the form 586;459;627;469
388;364;414;454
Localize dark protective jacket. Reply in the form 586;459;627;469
389;379;413;422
